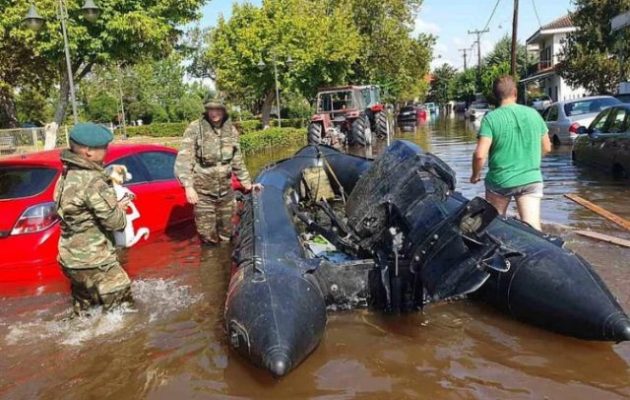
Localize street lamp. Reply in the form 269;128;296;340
23;0;101;125
258;53;293;128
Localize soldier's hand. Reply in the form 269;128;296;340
185;187;199;205
251;183;264;193
118;197;132;211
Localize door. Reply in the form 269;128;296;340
135;150;193;231
605;108;630;176
586;108;615;169
545;105;560;143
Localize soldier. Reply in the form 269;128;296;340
55;123;133;315
175;97;261;244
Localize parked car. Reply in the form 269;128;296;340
465;101;491;120
530;95;552;112
543;96;621;145
396;105;426;125
424;102;438;115
615;93;630;103
0;144;194;284
572;104;630;178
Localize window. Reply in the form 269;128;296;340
318;91;354;112
607;108;628;133
137;151;176;181
0;167;57;200
106;155;150;185
546;106;559;122
564;97;621;117
590;108;612;133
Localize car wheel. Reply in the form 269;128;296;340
552;135;561;146
307;123;322;145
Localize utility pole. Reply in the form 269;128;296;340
468;28;489;91
459;48;469;70
510;0;519;77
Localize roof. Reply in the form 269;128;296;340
542;15;573;30
526;14;576;44
0;143;175;167
519;65;557;83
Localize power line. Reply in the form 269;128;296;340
483;0;503;31
531;0;543;28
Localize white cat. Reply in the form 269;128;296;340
106;165;150;248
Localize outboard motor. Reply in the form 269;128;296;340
345;141;510;311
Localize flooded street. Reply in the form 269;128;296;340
1;117;629;399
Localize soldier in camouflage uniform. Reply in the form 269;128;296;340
55;123;133;314
174;97;261;244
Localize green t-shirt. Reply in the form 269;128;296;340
478;103;548;189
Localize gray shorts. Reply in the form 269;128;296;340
486;181;544;199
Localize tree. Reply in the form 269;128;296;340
84;92;118;123
559;0;630;94
205;0;362;127
481;61;511;104
346;0;433;101
1;0;206;126
429;63;457;106
484;34;532;79
454;68;477;103
15;85;55;126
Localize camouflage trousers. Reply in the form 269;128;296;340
194;191;235;244
62;263;133;314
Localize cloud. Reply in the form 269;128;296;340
414;17;441;36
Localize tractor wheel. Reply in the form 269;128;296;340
375;111;389;139
307;123;323;145
350;115;372;147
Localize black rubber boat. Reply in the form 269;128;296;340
226;141;630;377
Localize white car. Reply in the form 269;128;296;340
543;96;621;145
465;102;490;120
531;95;552;112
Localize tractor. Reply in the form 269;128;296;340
307;85;389;147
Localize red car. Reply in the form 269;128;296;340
0;144;194;287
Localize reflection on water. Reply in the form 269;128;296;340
1;118;629;399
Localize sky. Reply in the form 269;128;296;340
198;0;574;71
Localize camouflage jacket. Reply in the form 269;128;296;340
174;117;252;196
54;150;126;269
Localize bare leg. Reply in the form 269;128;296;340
485;189;511;216
515;195;542;231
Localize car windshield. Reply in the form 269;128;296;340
564;98;620;117
319;91;354;112
0;166;58;200
400;106;415;112
472;103;488;109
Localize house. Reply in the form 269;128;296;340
521;15;588;102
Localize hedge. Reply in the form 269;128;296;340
239;127;305;153
116;118;308;138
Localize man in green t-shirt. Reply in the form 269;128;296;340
470;75;552;230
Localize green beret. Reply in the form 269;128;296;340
69;123;113;147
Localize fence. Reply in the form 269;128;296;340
0;123;115;157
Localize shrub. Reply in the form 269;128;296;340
239;127;305;153
116;122;188;138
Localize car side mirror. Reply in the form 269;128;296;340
577;126;587;135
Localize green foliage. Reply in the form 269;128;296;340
15;86;55;125
347;0;433;101
429;63;457;105
454;68;477;102
236;120;263;134
85;93;118;123
205;0;361;116
116;122;189;138
559;0;630;94
1;0;206;124
239;127;305;153
481;62;512;104
484;35;533;78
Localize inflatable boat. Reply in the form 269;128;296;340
226;141;630;377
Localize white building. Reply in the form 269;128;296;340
521;15;588;102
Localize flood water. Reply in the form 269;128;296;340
1;116;629;399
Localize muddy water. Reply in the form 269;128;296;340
1;117;629;399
